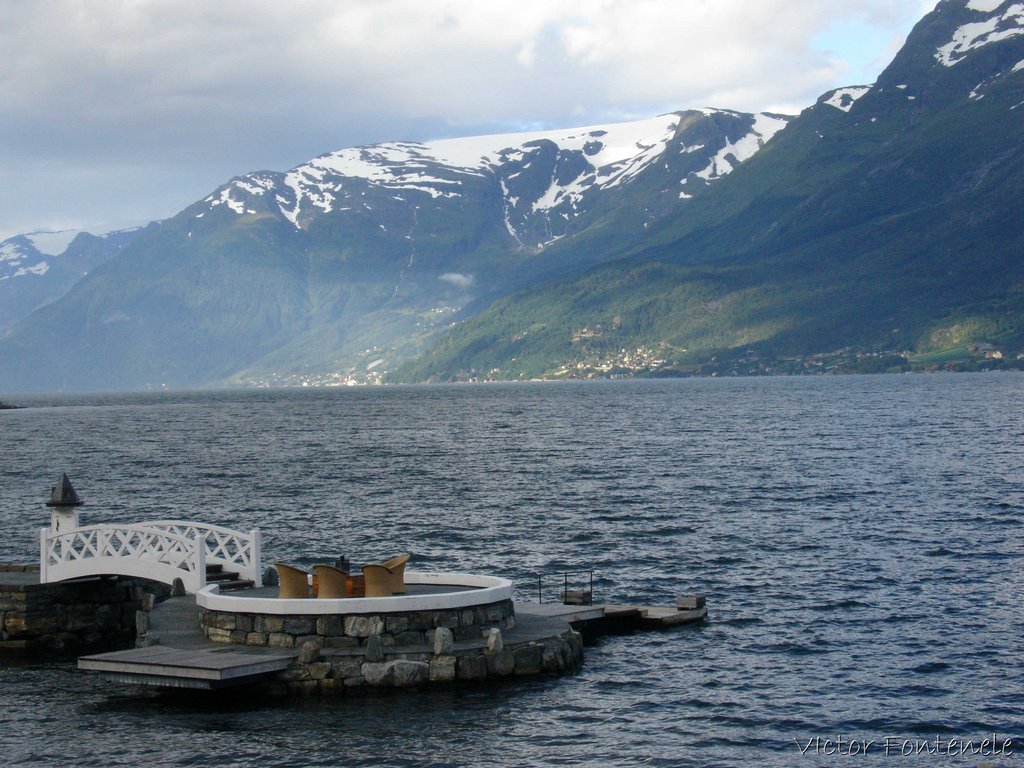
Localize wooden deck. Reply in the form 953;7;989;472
79;645;294;690
516;601;707;633
78;595;301;689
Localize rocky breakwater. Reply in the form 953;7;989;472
1;564;170;654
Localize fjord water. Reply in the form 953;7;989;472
1;375;1021;767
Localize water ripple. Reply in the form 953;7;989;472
1;374;1022;766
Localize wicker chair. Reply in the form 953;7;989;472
313;564;349;598
362;564;394;597
381;553;410;594
275;562;310;599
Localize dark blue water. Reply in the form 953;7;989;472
1;375;1021;767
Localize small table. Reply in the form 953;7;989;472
345;574;366;597
311;571;365;598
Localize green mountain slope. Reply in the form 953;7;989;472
390;0;1024;381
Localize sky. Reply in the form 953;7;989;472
0;0;938;242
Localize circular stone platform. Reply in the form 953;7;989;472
196;571;516;648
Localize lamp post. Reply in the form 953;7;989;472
46;473;83;534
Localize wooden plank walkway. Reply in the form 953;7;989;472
78;595;300;689
516;602;707;632
608;604;708;628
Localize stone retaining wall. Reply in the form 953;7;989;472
198;598;515;649
262;625;584;695
0;564;170;654
195;597;583;693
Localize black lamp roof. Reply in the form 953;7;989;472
46;473;83;507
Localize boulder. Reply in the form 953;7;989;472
344;615;384;638
513;644;542;675
429;656;456;682
486;649;515;676
390;660;429;687
297;640;321;664
457;653;487;681
364;634;384;663
485;627;503;653
433;626;453;656
307;662;332;680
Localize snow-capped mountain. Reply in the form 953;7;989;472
0;226;155;334
3;0;1021;392
391;0;1024;381
0;107;782;391
197;109;787;251
0;230;82;282
0;107;786;391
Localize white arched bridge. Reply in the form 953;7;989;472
40;521;262;594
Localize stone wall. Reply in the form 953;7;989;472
263;625;585;695
0;564;170;654
198;598;515;649
195;597;583;693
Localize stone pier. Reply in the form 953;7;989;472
0;564;170;654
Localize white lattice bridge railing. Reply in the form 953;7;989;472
39;522;262;594
139;521;262;587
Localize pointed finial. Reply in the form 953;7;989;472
46;473;83;507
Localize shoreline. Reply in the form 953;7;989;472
1;366;1021;401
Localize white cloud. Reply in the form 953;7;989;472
439;272;475;289
0;0;932;237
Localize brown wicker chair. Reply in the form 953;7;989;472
361;564;394;597
276;562;310;599
381;553;410;594
314;564;349;598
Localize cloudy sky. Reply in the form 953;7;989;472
0;0;937;241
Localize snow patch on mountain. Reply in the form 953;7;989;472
208;186;249;215
681;113;789;190
15;262;49;277
823;86;872;112
0;239;48;282
24;230;80;256
422;114;680;171
0;242;24;264
936;3;1024;66
967;0;1005;12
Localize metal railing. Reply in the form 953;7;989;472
535;569;594;605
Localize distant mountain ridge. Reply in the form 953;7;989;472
0;226;156;335
0;108;786;391
203;110;788;250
